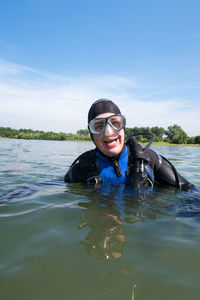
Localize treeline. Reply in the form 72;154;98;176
125;125;200;144
0;125;199;144
0;127;91;141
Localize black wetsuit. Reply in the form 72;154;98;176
64;137;194;191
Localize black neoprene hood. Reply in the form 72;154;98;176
88;99;121;123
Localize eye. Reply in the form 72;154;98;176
94;120;104;132
111;117;122;128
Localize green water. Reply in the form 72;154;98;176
0;139;200;300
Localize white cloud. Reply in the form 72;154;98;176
0;59;199;136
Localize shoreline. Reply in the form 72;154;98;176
150;141;200;147
1;137;199;146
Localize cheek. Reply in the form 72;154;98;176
119;131;125;143
93;135;101;147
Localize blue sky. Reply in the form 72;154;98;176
0;0;200;136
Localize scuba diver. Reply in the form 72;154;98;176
64;98;194;191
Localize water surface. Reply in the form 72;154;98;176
0;139;200;300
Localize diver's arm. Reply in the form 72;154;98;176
64;154;87;183
64;164;78;182
64;149;98;183
64;159;90;183
146;148;194;191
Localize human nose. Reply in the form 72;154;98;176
104;123;115;136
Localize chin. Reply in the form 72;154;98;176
104;146;123;157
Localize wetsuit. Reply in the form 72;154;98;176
64;137;193;191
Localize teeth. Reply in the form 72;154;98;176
105;138;117;143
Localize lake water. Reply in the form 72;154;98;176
0;139;200;300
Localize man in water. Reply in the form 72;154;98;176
64;98;194;190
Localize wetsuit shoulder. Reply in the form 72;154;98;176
64;149;97;183
146;148;194;190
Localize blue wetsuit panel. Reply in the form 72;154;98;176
96;146;131;185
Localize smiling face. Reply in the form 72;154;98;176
92;113;125;157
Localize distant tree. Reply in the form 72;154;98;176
194;136;200;144
187;137;195;144
164;137;170;143
125;127;154;143
165;124;188;144
125;128;135;139
77;129;89;136
76;129;90;140
125;127;143;141
172;131;188;144
151;126;165;141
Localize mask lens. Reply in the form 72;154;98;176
89;118;106;134
109;115;125;131
93;119;105;133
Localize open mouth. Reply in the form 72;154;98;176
104;137;119;145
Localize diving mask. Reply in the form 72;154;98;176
88;114;126;135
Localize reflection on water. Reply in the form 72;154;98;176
0;139;200;300
79;205;125;260
67;182;200;264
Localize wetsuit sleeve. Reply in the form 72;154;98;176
146;148;194;191
64;150;98;183
64;159;92;183
64;162;82;182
